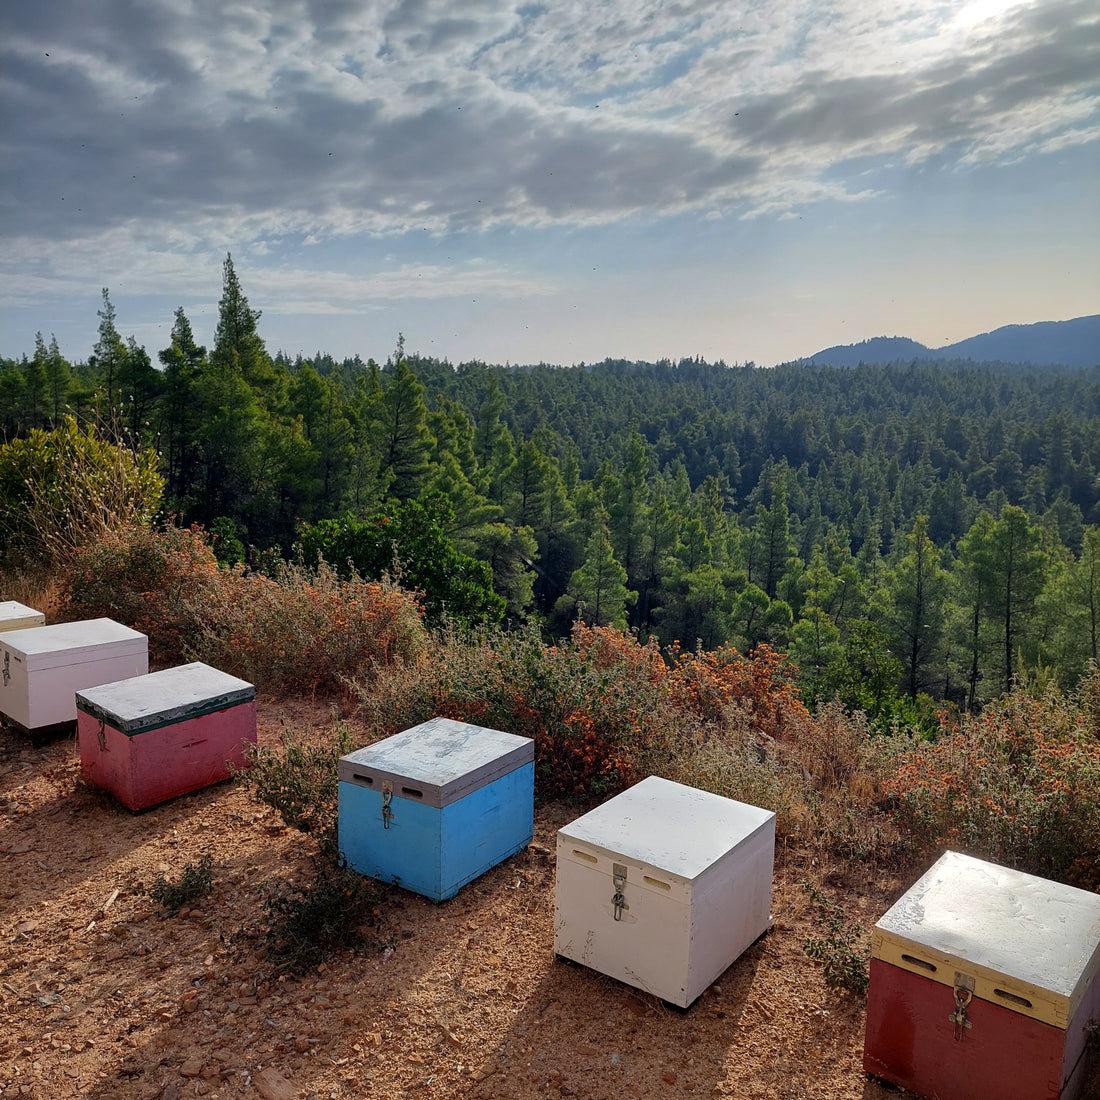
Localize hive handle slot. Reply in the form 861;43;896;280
571;849;598;864
353;773;374;786
643;875;671;891
993;988;1033;1008
401;786;424;799
901;954;937;973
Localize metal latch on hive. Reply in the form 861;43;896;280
381;781;394;830
612;863;628;921
950;972;975;1041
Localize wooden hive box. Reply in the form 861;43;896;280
554;775;775;1008
864;850;1100;1100
76;662;256;811
0;618;148;731
338;717;534;902
0;601;46;633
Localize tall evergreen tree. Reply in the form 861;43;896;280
377;351;433;502
45;336;71;425
557;517;635;630
91;289;127;433
880;514;948;699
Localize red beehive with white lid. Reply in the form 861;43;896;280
864;850;1100;1100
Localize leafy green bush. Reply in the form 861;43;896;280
801;879;869;996
0;416;162;568
296;495;505;628
238;723;356;860
261;858;386;975
142;854;215;911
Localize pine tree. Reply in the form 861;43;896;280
377;351;433;502
558;517;636;630
91;289;127;432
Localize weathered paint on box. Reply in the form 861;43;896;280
864;851;1100;1100
0;619;148;729
338;718;535;902
0;602;45;633
76;662;256;811
554;775;775;1008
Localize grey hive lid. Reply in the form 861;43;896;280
0;600;43;622
2;618;146;670
875;850;1100;1005
558;775;775;886
76;661;254;734
338;716;534;808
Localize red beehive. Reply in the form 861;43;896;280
77;662;256;811
864;851;1100;1100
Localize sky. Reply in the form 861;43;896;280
1;0;1098;370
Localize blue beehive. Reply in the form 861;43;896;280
338;717;535;902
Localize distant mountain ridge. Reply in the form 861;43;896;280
799;315;1100;369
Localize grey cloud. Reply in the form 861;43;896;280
727;2;1099;160
1;0;1097;252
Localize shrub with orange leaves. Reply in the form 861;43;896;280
60;524;427;694
355;622;671;798
60;522;220;664
194;559;426;695
882;678;1100;889
668;643;811;741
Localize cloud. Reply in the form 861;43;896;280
0;0;1096;358
2;0;1096;251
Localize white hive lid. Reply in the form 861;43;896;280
2;618;147;670
0;601;44;627
558;775;775;887
338;716;534;808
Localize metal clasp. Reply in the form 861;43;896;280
612;863;628;921
97;720;107;752
950;973;975;1041
2;652;8;687
381;781;394;830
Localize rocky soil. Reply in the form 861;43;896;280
1;696;939;1100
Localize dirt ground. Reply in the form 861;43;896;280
0;696;938;1100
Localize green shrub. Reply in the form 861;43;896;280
0;416;162;568
801;879;869;997
142;854;215;911
261;858;386;975
237;723;357;860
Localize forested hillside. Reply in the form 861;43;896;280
3;257;1099;723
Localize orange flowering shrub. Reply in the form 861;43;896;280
60;524;427;693
883;680;1100;888
60;523;220;664
668;643;811;741
356;623;671;798
194;560;426;695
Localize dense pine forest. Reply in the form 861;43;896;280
2;256;1099;726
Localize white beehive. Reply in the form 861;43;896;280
0;618;148;730
554;775;775;1007
0;602;45;633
